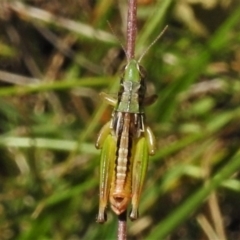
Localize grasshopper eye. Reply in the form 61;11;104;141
138;65;147;79
121;64;127;74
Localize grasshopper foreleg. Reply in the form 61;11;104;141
100;92;117;106
95;121;111;149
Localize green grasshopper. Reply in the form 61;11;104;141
95;58;157;223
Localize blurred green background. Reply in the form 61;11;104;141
0;0;240;239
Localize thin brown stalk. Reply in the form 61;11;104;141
126;0;137;60
117;1;138;238
117;211;127;240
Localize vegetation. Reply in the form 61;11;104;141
0;0;240;239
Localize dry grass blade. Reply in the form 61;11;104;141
9;1;116;43
0;70;40;85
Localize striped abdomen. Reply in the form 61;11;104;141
109;112;135;214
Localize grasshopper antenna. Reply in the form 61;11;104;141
107;21;128;59
138;25;168;63
108;0;137;61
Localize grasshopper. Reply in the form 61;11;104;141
95;58;157;223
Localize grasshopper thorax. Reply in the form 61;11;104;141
117;59;146;113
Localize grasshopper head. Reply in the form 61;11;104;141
121;59;146;94
123;59;141;83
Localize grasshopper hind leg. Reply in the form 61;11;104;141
129;126;156;220
96;208;107;223
96;134;116;223
129;137;148;221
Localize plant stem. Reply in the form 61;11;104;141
117;211;127;240
116;0;138;238
126;0;137;60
